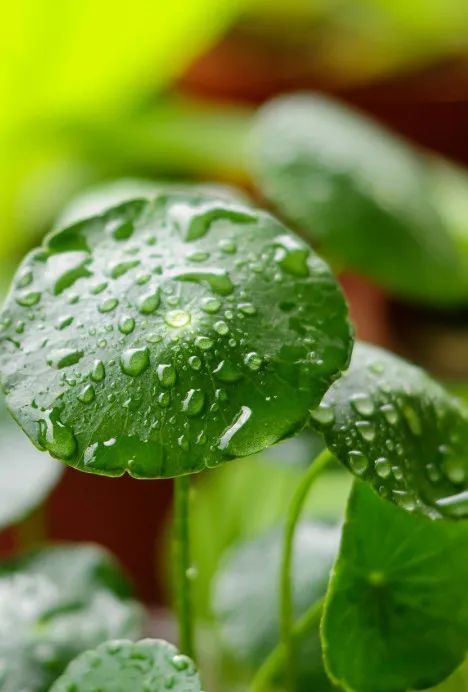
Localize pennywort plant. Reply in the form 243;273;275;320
0;93;467;691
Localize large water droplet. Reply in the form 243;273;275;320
165;309;191;328
214;320;229;335
78;384;96;404
351;394;375;416
109;259;139;279
310;403;335;426
118;316;135;334
38;412;77;459
157;363;176;387
274;235;310;277
16;291;41;307
244;352;262;371
47;348;84;369
201;297;221;314
195;336;213;351
375;456;391;479
173;269;234;296
218;406;252;452
348;450;368;475
138;289;160;314
182;389;205;417
91;359;106;382
98;297;119;313
213;359;243;383
120;347;150;377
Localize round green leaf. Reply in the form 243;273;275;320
0;544;143;691
56;178;248;228
323;481;468;692
50;638;201;692
213;522;340;690
0;193;351;478
249;94;463;305
310;342;468;518
0;395;62;529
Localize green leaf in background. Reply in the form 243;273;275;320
311;342;468;518
0;396;62;529
0;0;248;259
322;482;468;692
0;193;351;478
50;638;201;692
1;1;244;125
0;544;143;692
249;94;464;305
428;158;468;283
56;178;249;228
213;522;340;690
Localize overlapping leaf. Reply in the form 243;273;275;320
311;342;468;518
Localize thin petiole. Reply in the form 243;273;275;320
280;447;333;691
173;474;196;660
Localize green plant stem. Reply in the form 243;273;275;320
280;448;333;691
173;474;195;660
249;598;325;692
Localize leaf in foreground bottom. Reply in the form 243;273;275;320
50;638;202;692
322;482;468;692
0;544;143;691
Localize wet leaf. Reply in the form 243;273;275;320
0;192;351;478
249;94;464;305
213;522;340;690
0;544;143;692
57;178;248;228
0;396;62;529
50;638;201;692
323;482;468;692
311;342;468;518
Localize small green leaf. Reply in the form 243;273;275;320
213;522;340;690
50;638;201;692
311;342;468;518
0;544;143;691
322;482;468;692
249;94;463;305
0;193;351;478
0;395;62;529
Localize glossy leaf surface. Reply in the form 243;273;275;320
0;193;351;478
323;482;468;692
50;638;201;692
0;544;143;691
213;522;340;690
249;94;463;305
311;342;468;518
57;178;248;228
0;396;62;529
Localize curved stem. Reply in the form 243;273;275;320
249;598;325;692
173;475;195;660
280;448;333;691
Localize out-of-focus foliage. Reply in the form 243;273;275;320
250;94;466;306
243;0;468;85
0;0;249;258
188;437;351;621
